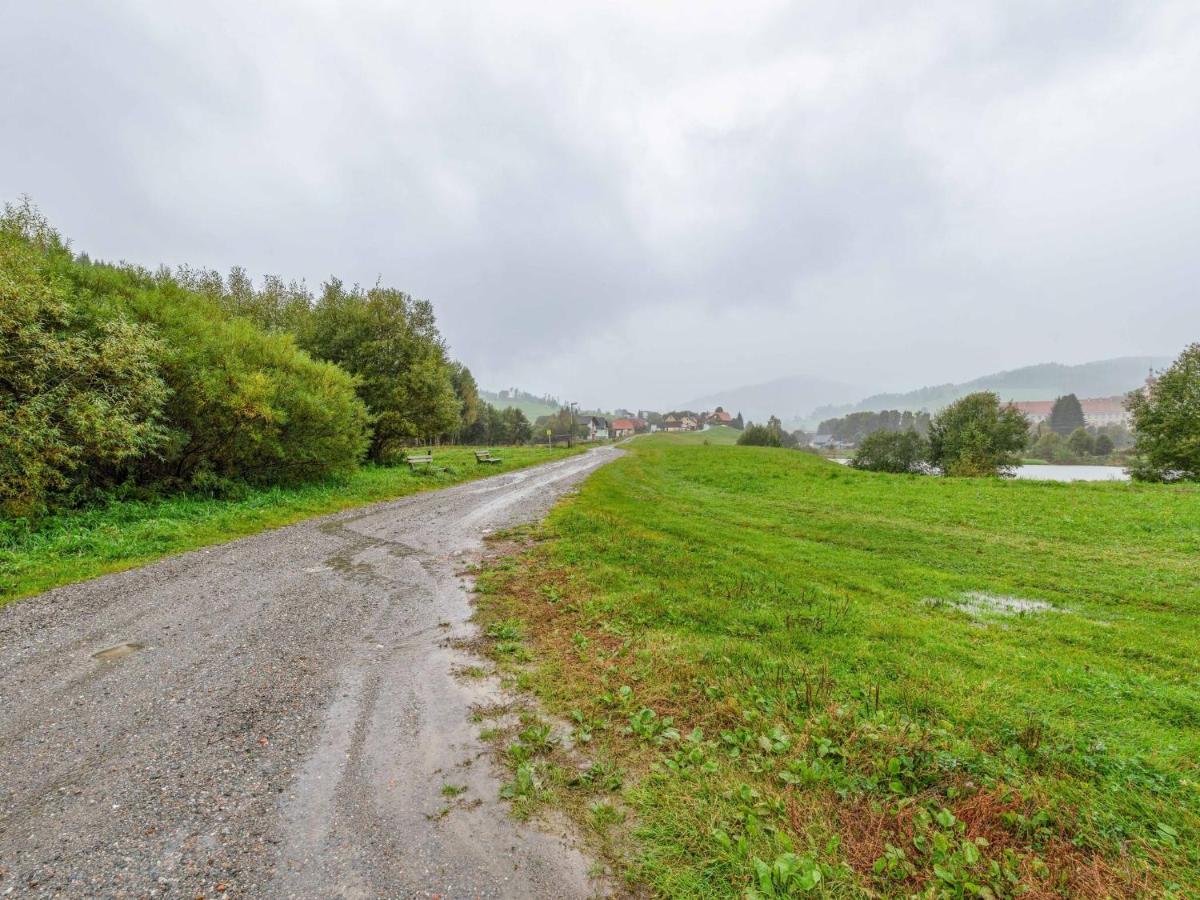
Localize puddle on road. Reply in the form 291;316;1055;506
92;642;144;661
326;555;374;576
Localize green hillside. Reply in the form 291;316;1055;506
480;390;561;421
476;438;1199;896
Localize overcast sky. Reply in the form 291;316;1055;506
4;1;1197;410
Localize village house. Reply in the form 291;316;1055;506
610;417;642;438
705;409;733;426
578;415;610;440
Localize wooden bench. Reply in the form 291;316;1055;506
405;451;433;470
474;450;502;465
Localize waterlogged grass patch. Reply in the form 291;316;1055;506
926;591;1058;618
474;437;1198;896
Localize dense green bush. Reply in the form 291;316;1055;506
1066;426;1095;456
927;391;1029;476
0;201;371;514
295;282;461;460
850;429;927;473
1127;343;1200;481
736;423;782;447
0;204;169;515
87;271;371;486
178;266;476;452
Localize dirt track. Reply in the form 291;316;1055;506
0;447;621;898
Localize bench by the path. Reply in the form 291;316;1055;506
404;451;434;471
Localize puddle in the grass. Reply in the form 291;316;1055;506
927;592;1056;617
92;642;145;661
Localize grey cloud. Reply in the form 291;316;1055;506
2;1;1195;408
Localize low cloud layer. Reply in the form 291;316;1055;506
4;1;1197;409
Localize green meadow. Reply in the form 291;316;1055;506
476;435;1200;897
660;425;744;445
0;446;580;605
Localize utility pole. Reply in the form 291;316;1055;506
569;402;578;448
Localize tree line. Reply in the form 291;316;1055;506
846;344;1200;481
816;409;931;444
736;415;796;448
0;200;528;517
850;393;1028;475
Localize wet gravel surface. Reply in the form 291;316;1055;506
0;448;621;898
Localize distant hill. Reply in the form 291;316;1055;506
680;375;865;427
809;356;1169;424
480;389;562;421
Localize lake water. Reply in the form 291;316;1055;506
1011;464;1129;482
833;459;1131;482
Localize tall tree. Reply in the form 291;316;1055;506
298;281;460;459
500;407;532;444
450;363;481;437
1127;344;1200;481
1047;394;1086;436
927;392;1029;476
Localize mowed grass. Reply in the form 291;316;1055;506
0;445;581;605
648;425;743;446
476;436;1200;897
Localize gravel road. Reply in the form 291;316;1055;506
0;447;622;899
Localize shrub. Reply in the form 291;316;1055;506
81;270;371;486
0;202;169;515
0;200;371;513
1127;344;1200;481
850;430;928;473
1030;430;1065;462
1066;427;1095;457
737;424;781;447
296;281;461;460
927;392;1029;476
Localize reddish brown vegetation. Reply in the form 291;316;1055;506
827;786;1151;898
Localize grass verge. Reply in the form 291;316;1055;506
0;445;582;605
475;436;1199;897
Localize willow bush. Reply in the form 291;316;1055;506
0;200;370;515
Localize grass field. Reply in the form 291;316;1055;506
476;435;1200;897
653;425;743;445
0;446;581;605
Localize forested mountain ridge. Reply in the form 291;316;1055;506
810;356;1169;422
